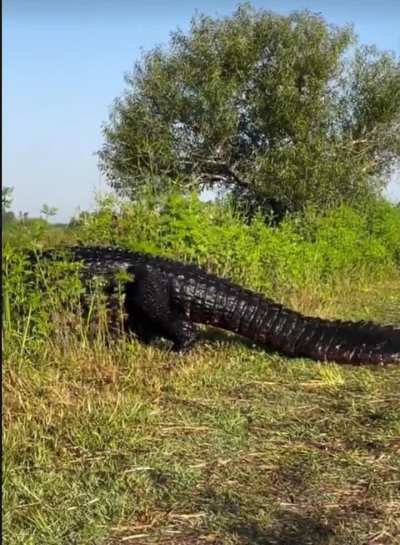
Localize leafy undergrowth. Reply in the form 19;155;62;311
3;279;400;545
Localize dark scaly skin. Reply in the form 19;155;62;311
38;246;400;365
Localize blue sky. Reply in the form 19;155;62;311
4;0;400;222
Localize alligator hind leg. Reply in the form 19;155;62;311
124;267;199;352
125;306;162;345
164;318;199;353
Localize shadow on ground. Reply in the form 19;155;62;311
229;509;335;545
111;508;336;544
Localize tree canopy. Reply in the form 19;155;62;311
2;187;14;210
99;4;400;216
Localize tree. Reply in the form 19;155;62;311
40;204;58;221
2;186;14;210
2;187;16;225
99;4;400;216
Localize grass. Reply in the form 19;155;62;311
3;277;400;545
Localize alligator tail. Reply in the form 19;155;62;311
206;285;400;365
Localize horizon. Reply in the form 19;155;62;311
4;0;400;222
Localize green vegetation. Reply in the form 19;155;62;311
3;195;400;544
99;4;400;216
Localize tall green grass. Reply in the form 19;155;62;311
76;193;400;288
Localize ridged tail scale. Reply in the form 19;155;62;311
178;277;400;365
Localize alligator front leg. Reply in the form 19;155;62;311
124;267;199;352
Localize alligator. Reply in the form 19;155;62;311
37;246;400;366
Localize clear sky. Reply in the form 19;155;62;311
4;0;400;222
